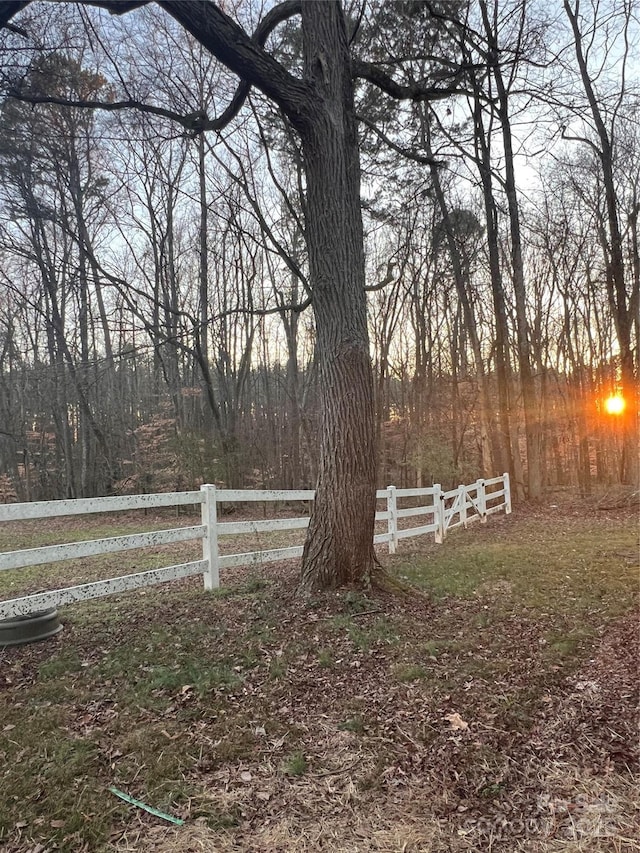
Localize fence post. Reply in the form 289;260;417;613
459;485;468;528
387;485;398;554
503;472;512;514
433;484;445;544
477;479;487;523
201;483;219;590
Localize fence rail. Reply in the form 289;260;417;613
0;474;511;620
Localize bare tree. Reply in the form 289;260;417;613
562;0;639;485
1;0;469;590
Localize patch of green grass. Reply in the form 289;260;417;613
345;624;373;651
479;782;505;799
38;651;84;679
60;588;213;630
393;663;427;682
474;610;492;628
187;788;244;829
0;711;111;849
330;613;353;631
237;645;261;670
422;638;462;659
341;590;375;613
113;725;201;794
330;613;399;651
139;661;241;697
391;520;638;618
242;576;270;594
543;626;593;661
268;657;287;680
356;756;391;792
282;750;308;776
317;648;334;668
339;715;365;734
93;619;234;669
496;685;551;730
201;808;241;830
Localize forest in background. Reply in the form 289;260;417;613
0;0;637;504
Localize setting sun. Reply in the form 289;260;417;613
604;395;626;415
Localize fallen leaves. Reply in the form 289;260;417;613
1;507;637;853
444;711;470;732
160;729;180;740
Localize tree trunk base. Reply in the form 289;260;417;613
297;558;427;600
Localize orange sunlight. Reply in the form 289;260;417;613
604;395;626;415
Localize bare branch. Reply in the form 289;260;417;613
358;112;443;167
207;0;303;133
251;99;305;236
157;0;311;130
4;19;27;35
213;296;311;320
364;257;397;292
5;91;212;131
352;58;472;102
560;125;602;157
206;133;311;296
1;0;312;130
0;0;147;28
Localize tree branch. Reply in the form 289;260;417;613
358;113;443;166
1;0;312;131
213;296;311;320
207;0;303;133
364;257;397;292
206;133;311;295
352;58;472;102
0;0;147;28
157;0;312;130
560;125;602;157
5;90;213;132
4;0;308;136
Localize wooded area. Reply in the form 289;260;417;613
0;0;637;510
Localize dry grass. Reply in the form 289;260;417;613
106;760;640;853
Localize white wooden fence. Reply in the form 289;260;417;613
0;474;511;620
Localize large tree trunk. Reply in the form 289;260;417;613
298;4;377;590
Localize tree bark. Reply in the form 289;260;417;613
298;4;377;590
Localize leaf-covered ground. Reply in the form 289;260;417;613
0;502;638;852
